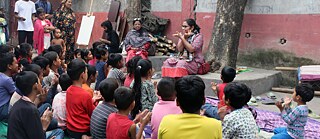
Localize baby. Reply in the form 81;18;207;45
51;28;66;51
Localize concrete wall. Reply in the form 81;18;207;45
9;0;318;61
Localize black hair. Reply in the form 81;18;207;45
67;58;87;81
244;84;252;104
53;28;61;34
36;7;45;17
221;66;236;83
99;78;119;102
132;59;152;117
0;45;13;54
87;65;97;79
107;53;123;68
32;56;50;70
59;73;72;91
133;18;142;25
73;49;81;58
126;56;142;78
224;82;249;109
22;64;41;76
15;71;38;96
48;45;63;57
15;43;32;59
80;49;91;61
114;87;135;110
175;75;205;113
95;46;108;60
157;77;176;101
101;20;113;32
185;18;201;33
295;83;315;103
90;41;104;58
0;53;15;72
44;51;59;67
19;58;29;67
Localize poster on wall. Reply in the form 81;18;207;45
76;16;95;46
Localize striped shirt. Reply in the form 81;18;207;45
107;68;125;86
90;102;118;139
282;105;308;139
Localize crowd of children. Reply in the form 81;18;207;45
0;0;316;138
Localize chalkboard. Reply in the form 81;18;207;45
76;16;95;45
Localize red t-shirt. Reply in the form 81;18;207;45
66;85;95;132
106;113;134;139
217;83;227;109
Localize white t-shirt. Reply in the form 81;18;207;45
14;0;36;31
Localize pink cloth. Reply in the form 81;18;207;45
124;75;134;87
88;58;97;66
151;100;182;139
33;19;52;54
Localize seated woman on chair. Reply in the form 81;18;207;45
162;18;205;78
123;18;155;63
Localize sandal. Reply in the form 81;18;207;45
267;92;277;99
308;109;320;119
261;97;276;105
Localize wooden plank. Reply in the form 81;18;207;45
108;1;121;22
272;87;320;96
274;67;297;71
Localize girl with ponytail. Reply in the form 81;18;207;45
131;59;158;118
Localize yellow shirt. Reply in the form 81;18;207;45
82;84;93;98
158;113;222;139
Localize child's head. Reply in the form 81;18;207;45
59;73;72;91
15;43;32;59
294;84;314;103
157;77;176;101
44;51;61;69
126;56;142;77
73;49;81;59
90;41;104;59
224;82;249;109
15;71;41;96
0;45;14;54
107;53;123;69
114;87;135;111
67;58;87;83
87;65;97;84
95;46;108;61
80;49;93;62
99;78;119;102
53;28;62;39
221;66;236;83
36;7;45;20
22;64;43;82
175;75;205;113
48;45;63;59
32;56;50;76
0;53;19;74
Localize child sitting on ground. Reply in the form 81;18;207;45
124;56;142;87
88;41;104;66
43;51;61;88
107;53;125;86
218;82;259;138
51;28;66;52
151;77;182;139
52;73;72;130
131;59;158;118
202;66;236;119
95;46;109;90
106;87;151;139
73;49;81;59
272;84;314;139
15;43;33;64
82;65;97;97
90;78;119;139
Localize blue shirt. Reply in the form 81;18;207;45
282;105;309;139
95;61;106;90
0;73;16;107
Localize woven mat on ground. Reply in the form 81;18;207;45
205;97;320;138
